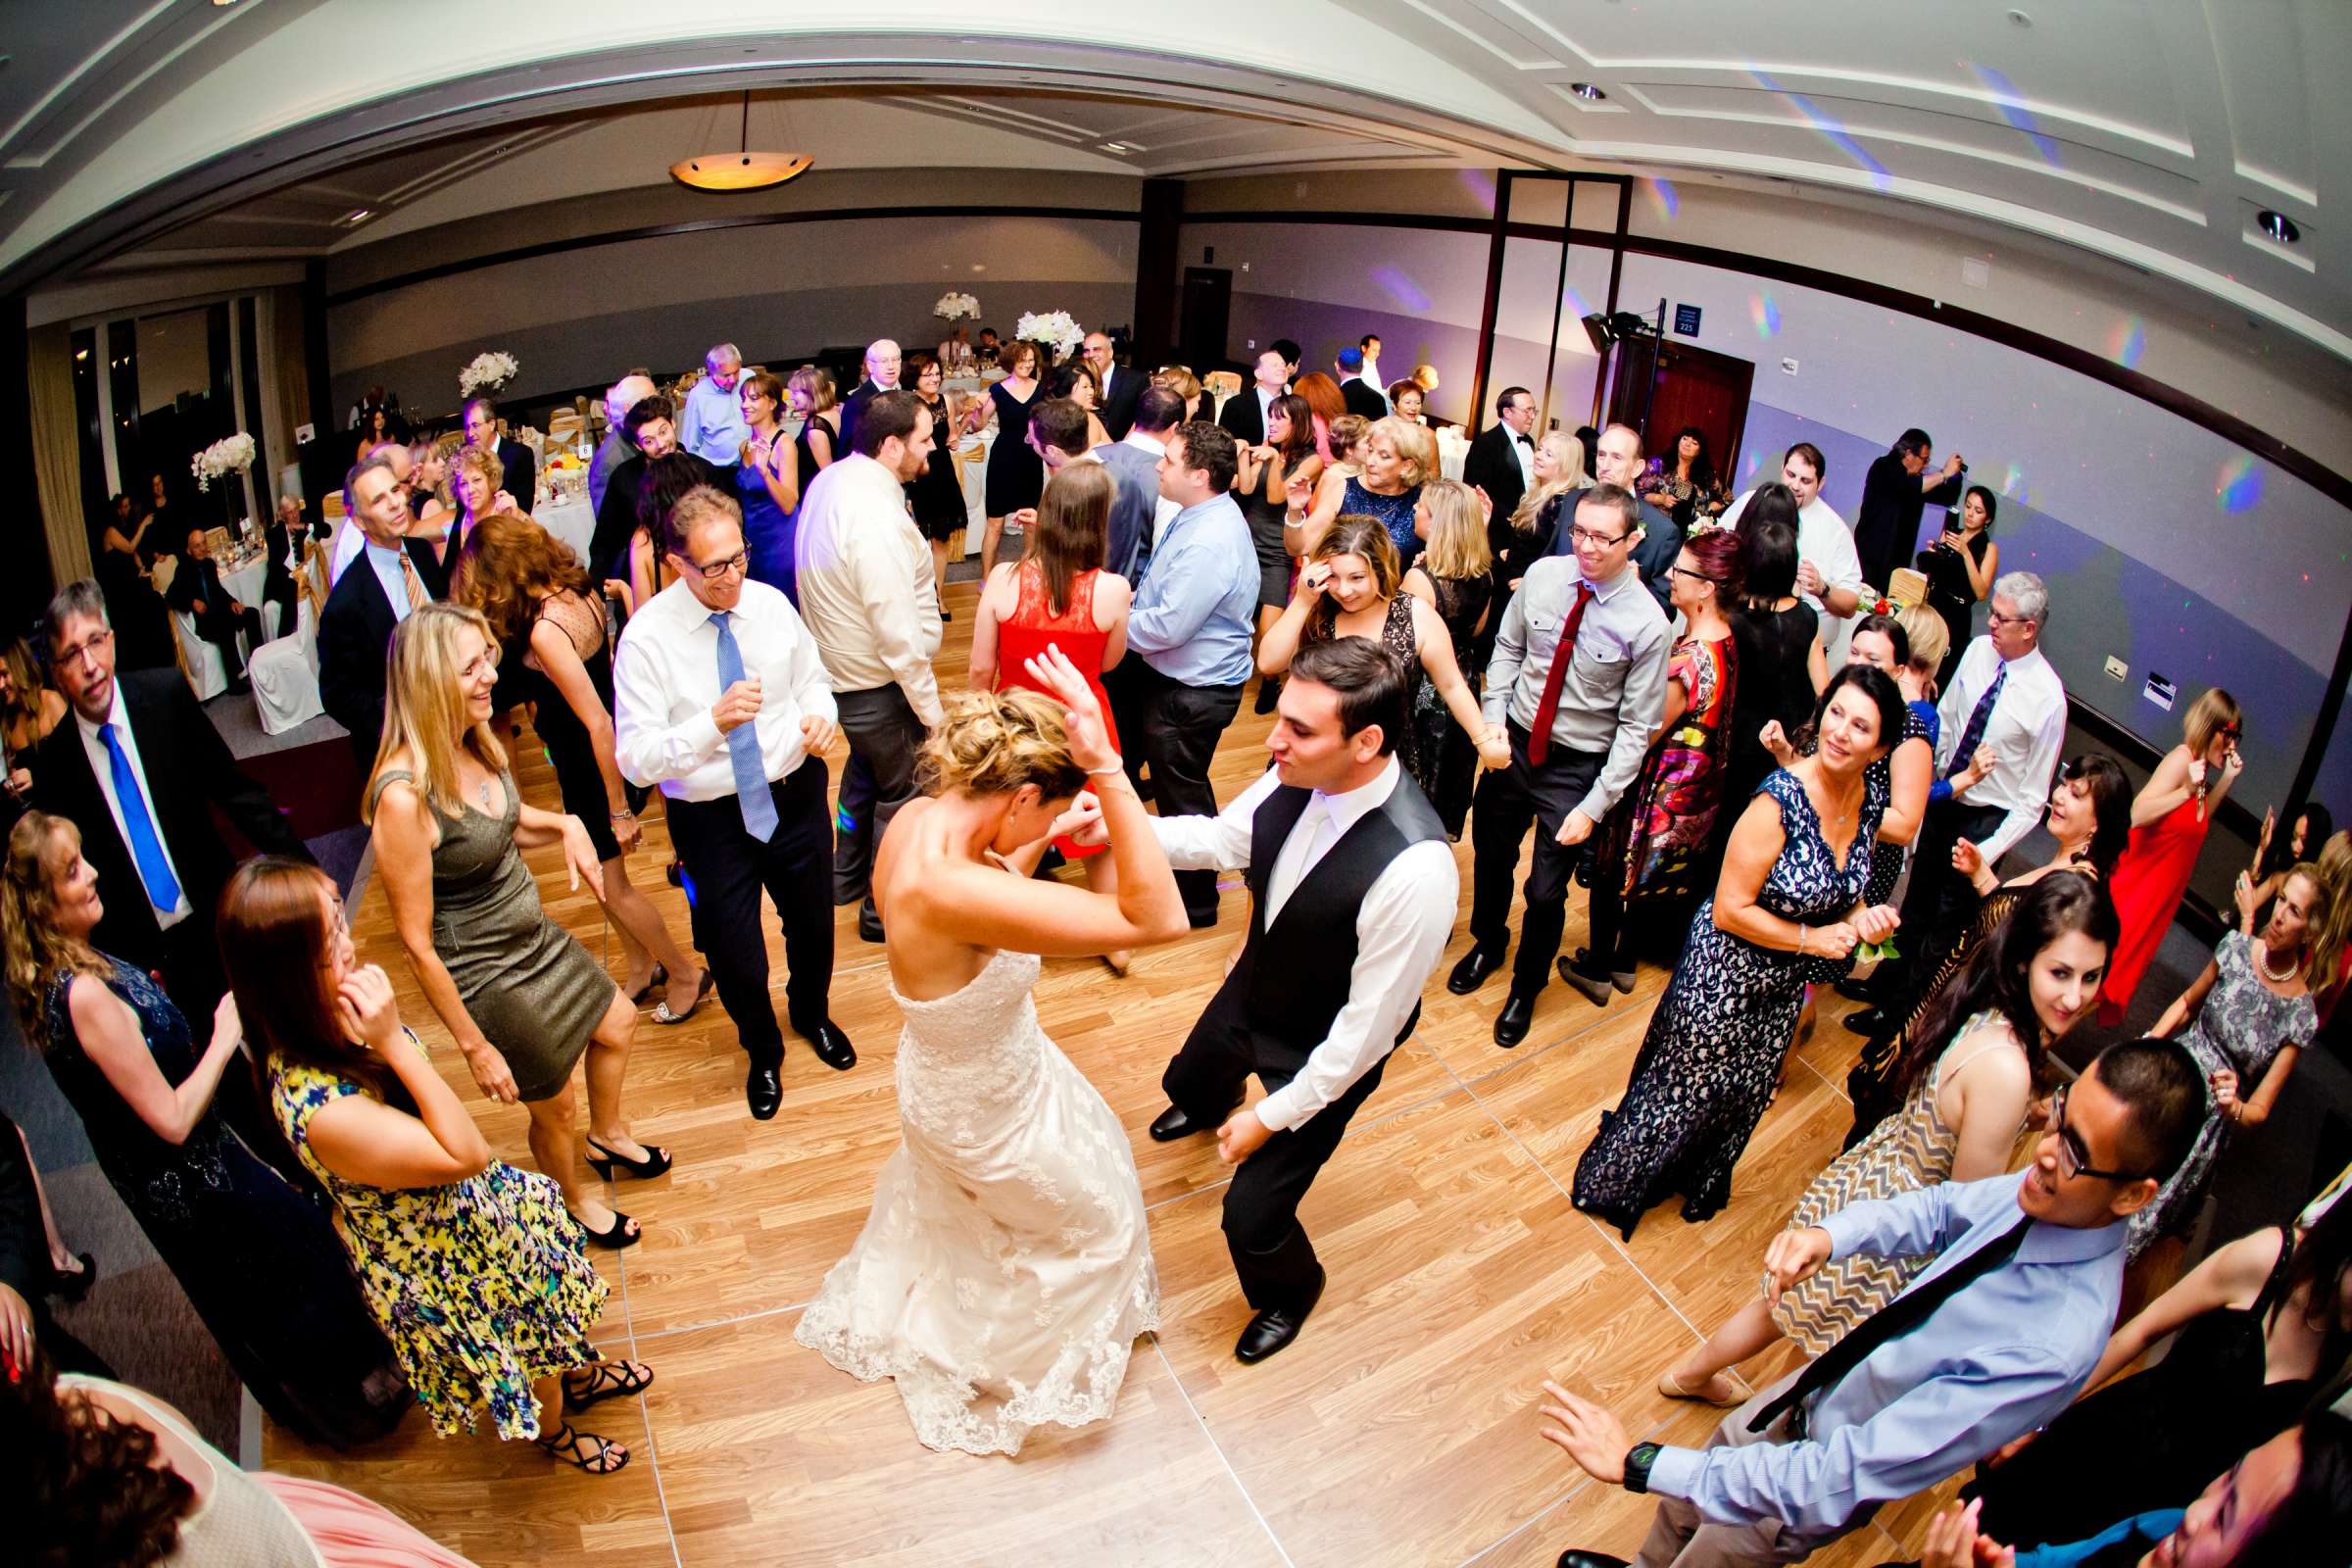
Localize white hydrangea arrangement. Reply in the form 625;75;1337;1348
190;431;256;493
934;291;981;321
458;350;519;398
1014;310;1085;362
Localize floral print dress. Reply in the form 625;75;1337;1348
270;1038;609;1440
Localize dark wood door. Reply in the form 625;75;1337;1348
1180;267;1232;372
1610;339;1755;481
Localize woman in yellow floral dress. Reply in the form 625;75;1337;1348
222;857;651;1475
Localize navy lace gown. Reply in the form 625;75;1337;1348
42;957;408;1446
1572;769;1886;1238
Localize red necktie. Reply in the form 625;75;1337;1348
1526;581;1596;766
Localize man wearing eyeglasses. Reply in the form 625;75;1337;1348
792;389;943;949
31;578;314;1020
1538;1037;2206;1568
1454;483;1670;1047
613;486;854;1121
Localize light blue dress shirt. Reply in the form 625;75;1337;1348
1648;1172;2126;1542
680;374;751;466
364;540;428;621
1126;491;1259;687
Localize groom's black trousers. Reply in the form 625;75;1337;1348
1163;1013;1393;1313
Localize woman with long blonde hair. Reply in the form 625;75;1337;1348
1495;431;1589;613
0;810;406;1445
1403;479;1496;834
365;603;668;1250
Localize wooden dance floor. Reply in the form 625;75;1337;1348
267;579;1962;1567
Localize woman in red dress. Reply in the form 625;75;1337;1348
2100;688;2244;1024
968;463;1137;972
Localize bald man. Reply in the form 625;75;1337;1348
591;371;657;514
837;338;902;456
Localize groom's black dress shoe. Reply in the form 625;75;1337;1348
800;1020;858;1072
1494;988;1539;1048
1447;945;1505;994
1150;1099;1238;1142
1556;1553;1630;1568
745;1060;784;1120
1235;1265;1324;1363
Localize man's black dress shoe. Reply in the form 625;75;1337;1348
1494;988;1539;1048
801;1021;857;1071
1150;1100;1237;1142
1187;906;1220;930
1833;976;1877;1004
1235;1265;1324;1363
745;1061;784;1120
1842;1006;1886;1036
858;906;886;945
1447;945;1506;995
1555;1552;1630;1568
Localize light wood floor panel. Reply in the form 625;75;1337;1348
263;584;1970;1565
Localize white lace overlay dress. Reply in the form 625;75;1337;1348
795;948;1161;1455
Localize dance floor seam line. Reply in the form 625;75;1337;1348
1148;1336;1300;1568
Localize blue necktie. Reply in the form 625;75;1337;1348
100;723;182;914
1945;663;2007;780
710;612;778;842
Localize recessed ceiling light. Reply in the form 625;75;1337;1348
1569;82;1606;101
339;208;372;224
2256;210;2301;244
2006;8;2032;24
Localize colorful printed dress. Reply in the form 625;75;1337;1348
1592;631;1736;904
270;1038;610;1440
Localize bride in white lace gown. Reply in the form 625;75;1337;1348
796;649;1192;1455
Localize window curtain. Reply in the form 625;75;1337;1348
27;321;92;586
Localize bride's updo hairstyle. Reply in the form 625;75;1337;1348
918;687;1091;801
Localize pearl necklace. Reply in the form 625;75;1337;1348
2258;938;2301;984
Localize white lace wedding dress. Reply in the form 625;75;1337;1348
795;948;1160;1456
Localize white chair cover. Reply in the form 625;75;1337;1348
172;611;227;701
249;600;321;735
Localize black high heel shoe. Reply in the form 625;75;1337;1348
626;963;668;1006
585;1137;673;1181
54;1250;97;1303
574;1208;643;1250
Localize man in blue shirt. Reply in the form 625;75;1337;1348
1117;418;1258;927
678;342;750;465
1537;1038;2205;1568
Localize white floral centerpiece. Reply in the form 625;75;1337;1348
934;291;981;322
1014;310;1085;363
190;431;256;493
458;349;518;399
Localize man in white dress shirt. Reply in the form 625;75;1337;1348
613;486;855;1121
1141;639;1458;1365
677;342;751;466
1869;570;2069;1012
1722;442;1867;666
793;389;942;945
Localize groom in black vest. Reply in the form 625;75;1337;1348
1144;640;1460;1363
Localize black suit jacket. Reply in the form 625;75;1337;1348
165;554;235;618
1216;384;1270;446
1461;424;1533;526
263;521;298;611
318;539;451;762
27;669;311;976
1097;363;1142;442
1340;375;1387;421
1854;452;1965;589
837;379;884;457
495;436;536;516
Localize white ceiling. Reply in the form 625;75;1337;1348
1;0;2344;358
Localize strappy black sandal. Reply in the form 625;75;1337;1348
573;1208;642;1250
564;1358;656;1412
538;1421;630;1474
585;1136;672;1181
625;963;668;1005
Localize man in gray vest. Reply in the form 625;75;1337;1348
1140;639;1459;1364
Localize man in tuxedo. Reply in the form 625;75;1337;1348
1215;347;1291;447
165;526;265;692
1854;426;1966;592
1082;331;1142;442
32;578;314;1016
1463;384;1538;542
318;454;449;764
1541;1038;2202;1568
835;338;902;456
1545;423;1680;611
1098;382;1184;581
1336;346;1387;420
1358;334;1387;399
462;397;535;519
1144;639;1457;1363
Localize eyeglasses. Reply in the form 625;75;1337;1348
53;628;114;669
685;550;749;581
2049;1084;2149;1183
1668;564;1722;584
1569;525;1631;549
1986;609;2028;629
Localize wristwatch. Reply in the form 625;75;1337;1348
1624;1441;1663;1494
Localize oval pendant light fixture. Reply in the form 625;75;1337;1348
671;90;812;192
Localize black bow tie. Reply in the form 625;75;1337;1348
1515;434;1533;446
